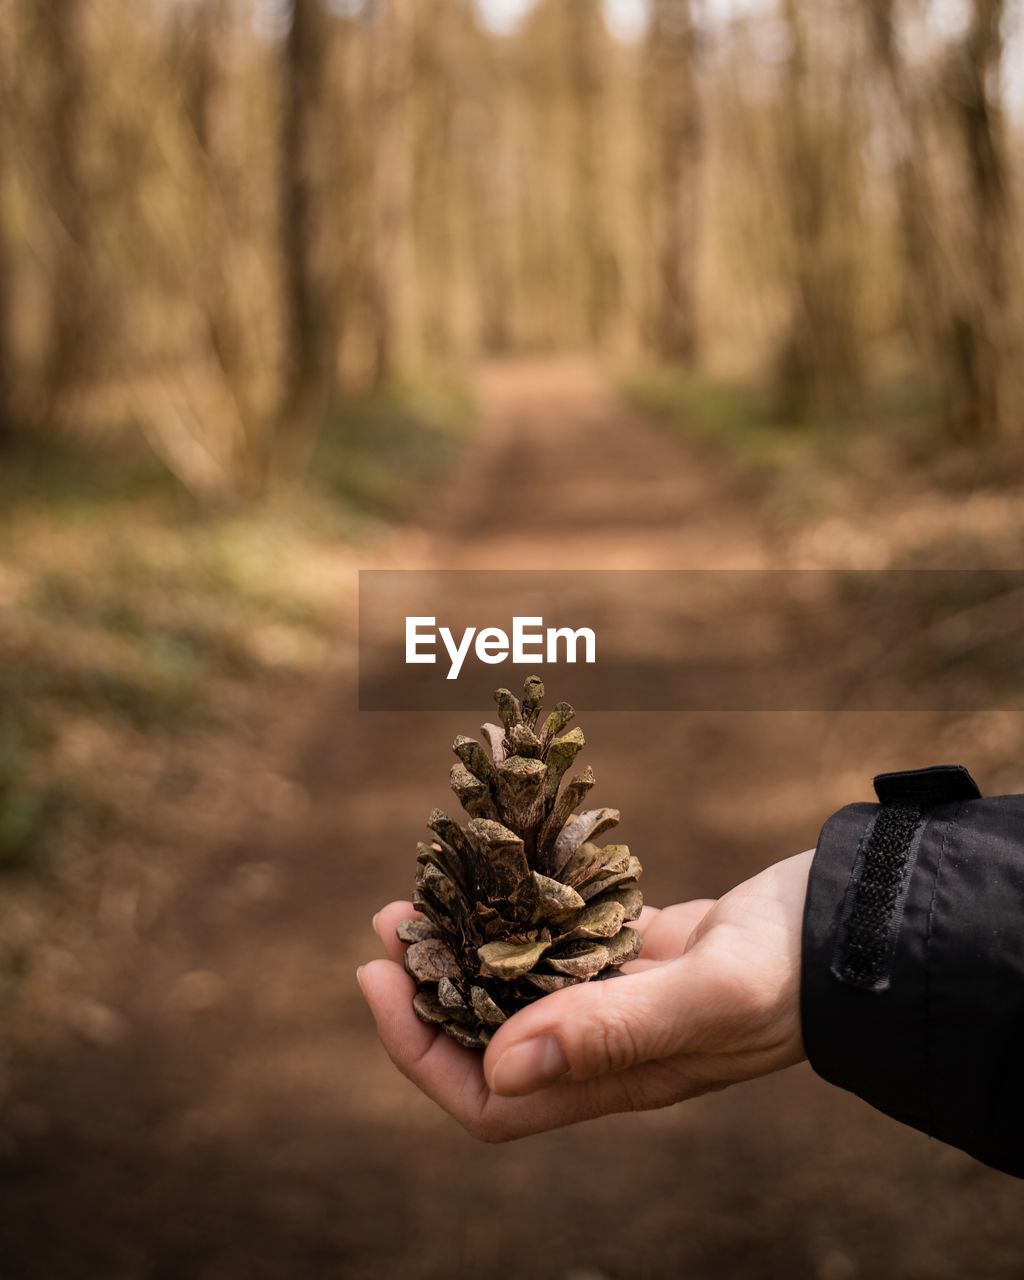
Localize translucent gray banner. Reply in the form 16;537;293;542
358;569;1024;711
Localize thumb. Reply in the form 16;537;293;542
483;953;720;1097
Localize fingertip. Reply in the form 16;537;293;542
482;978;595;1084
634;905;662;935
358;958;417;1030
640;898;716;961
486;1034;570;1097
359;958;436;1065
372;899;417;931
487;961;686;1086
358;956;409;1005
372;900;420;962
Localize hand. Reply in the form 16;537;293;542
358;850;812;1142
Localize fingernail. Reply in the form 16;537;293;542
489;1036;568;1096
355;965;367;994
371;912;380;931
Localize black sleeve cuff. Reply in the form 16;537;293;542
802;766;1024;1177
801;798;933;1133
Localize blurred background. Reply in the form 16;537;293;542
3;1;1024;1276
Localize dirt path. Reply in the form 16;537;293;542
2;361;1022;1280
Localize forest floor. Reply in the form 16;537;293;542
3;360;1024;1279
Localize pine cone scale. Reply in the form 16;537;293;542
398;678;644;1047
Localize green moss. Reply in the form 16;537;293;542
313;376;474;520
0;732;51;872
0;374;476;875
623;368;811;471
625;366;941;476
623;366;945;524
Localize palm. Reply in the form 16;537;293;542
359;851;811;1142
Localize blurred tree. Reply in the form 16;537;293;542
369;0;416;384
0;10;12;442
462;16;515;354
516;0;617;349
177;0;263;490
945;0;1012;440
864;1;944;350
181;1;244;395
183;0;223;155
647;0;701;365
773;0;863;422
0;0;1020;482
566;0;617;345
410;0;461;360
280;0;334;433
406;0;496;362
37;0;91;398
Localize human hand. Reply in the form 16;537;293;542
357;849;812;1142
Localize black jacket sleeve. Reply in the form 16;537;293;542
801;764;1024;1178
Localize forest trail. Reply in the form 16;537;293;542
2;361;1023;1280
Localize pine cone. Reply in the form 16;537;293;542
398;676;643;1049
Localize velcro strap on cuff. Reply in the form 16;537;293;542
831;765;980;992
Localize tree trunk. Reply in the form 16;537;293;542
864;1;940;342
774;0;861;422
177;0;262;494
947;0;1010;440
279;0;333;433
0;27;12;445
647;0;701;365
369;0;415;385
566;0;615;346
865;0;966;436
183;0;224;156
39;0;89;397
